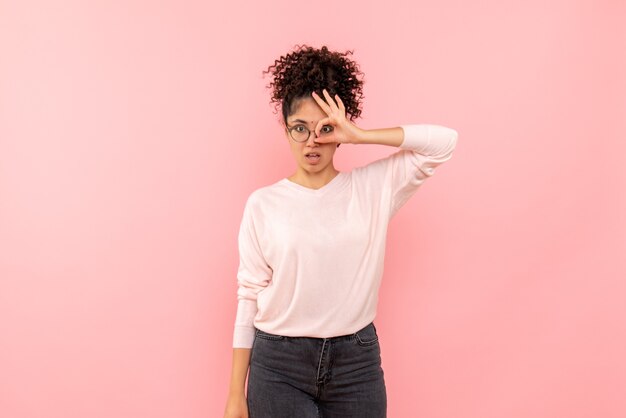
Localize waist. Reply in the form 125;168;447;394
254;321;377;342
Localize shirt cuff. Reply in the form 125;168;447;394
232;299;258;348
233;325;256;348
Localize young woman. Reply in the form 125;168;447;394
224;44;458;418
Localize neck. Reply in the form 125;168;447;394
289;166;340;190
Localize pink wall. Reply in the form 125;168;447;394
1;1;624;417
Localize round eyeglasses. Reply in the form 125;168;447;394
286;124;334;143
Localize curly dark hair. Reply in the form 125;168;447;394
262;44;365;125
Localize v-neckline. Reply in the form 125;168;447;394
280;171;346;196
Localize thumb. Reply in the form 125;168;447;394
314;116;332;137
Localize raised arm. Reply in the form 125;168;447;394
308;89;458;161
357;124;458;155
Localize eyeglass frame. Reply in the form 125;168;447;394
285;123;334;143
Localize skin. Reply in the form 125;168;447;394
223;89;406;418
283;89;406;189
284;97;341;189
283;90;365;190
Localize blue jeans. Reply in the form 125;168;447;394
247;322;387;417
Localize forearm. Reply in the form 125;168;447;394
355;124;458;156
228;348;251;396
355;127;404;148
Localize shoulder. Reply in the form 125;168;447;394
243;179;284;209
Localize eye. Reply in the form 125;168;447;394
294;125;307;132
321;125;333;134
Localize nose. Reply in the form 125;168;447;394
306;130;320;146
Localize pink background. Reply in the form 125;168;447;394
1;1;625;417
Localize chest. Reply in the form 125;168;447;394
257;195;376;261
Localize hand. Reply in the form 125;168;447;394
223;393;248;418
311;89;365;145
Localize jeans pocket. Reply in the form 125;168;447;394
355;323;379;347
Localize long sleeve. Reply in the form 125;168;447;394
229;124;458;346
388;124;458;218
232;195;273;348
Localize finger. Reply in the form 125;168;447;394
322;89;339;113
314;129;339;144
335;94;346;113
311;91;332;115
312;134;336;144
314;116;331;138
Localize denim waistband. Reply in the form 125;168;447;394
254;321;376;343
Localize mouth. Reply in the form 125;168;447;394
305;152;321;163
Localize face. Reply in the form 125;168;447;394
284;97;339;175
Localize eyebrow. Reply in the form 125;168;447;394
288;118;328;126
